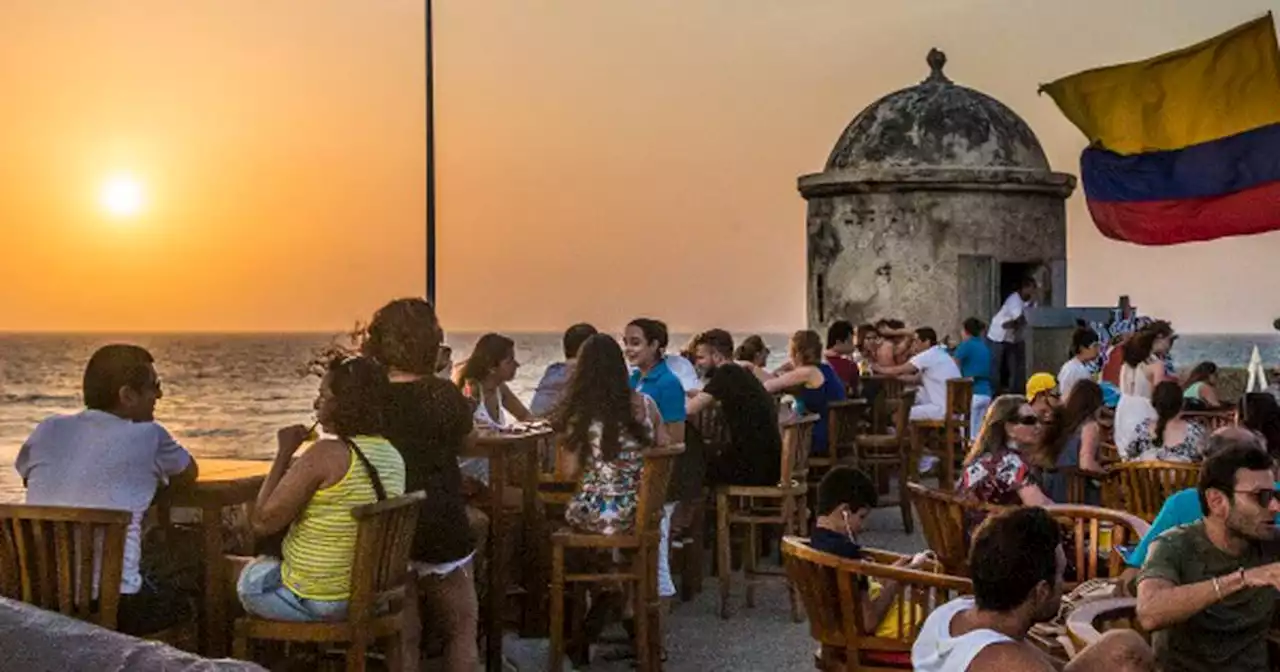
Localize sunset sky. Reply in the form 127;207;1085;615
1;0;1278;334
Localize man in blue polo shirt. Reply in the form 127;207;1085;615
953;317;993;437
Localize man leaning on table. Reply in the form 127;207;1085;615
15;344;199;636
1136;429;1280;672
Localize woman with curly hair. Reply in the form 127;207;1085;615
361;297;479;671
454;333;532;429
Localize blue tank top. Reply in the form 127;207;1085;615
795;363;847;453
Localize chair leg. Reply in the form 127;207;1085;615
231;619;249;661
783;497;803;623
548;543;566;672
901;434;917;534
744;522;758;609
717;490;731;620
634;547;652;672
346;635;369;672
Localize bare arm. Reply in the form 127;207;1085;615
687;391;716;417
872;362;919;378
1016;483;1054;507
250;437;347;537
1079;422;1103;472
1136;574;1243;632
501;383;533;423
763;366;821;394
969;641;1056;671
1201;385;1222;407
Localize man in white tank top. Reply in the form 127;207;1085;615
912;507;1154;671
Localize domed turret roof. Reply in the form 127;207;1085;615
824;49;1050;172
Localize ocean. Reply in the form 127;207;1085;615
2;331;1278;503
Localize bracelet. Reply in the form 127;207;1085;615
1212;576;1223;600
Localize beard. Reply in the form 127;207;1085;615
1226;507;1277;542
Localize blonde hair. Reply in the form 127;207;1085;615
964;395;1029;466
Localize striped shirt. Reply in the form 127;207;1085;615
281;435;406;600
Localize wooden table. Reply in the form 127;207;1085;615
158;458;271;658
463;428;553;672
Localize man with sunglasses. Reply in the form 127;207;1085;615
1137;430;1280;671
16;344;199;636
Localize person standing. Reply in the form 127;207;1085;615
954;318;994;436
987;277;1037;395
1058;327;1101;402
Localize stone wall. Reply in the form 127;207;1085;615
806;187;1066;334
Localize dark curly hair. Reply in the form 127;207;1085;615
1150;381;1184;448
549;334;652;463
970;507;1061;612
457;333;515;385
360;298;442;376
323;355;390;438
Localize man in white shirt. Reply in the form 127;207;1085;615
1058;327;1101;401
872;327;961;421
912;507;1152;671
16;344;198;636
987;277;1037;396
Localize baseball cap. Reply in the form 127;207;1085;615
1026;373;1059;400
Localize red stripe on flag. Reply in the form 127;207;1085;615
1087;179;1280;245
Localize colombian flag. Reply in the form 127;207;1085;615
1041;14;1280;246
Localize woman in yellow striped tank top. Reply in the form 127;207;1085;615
236;355;406;622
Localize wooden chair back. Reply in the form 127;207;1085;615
1042;505;1150;584
871;377;905;434
826;400;864;464
1047;466;1116;507
904;483;1000;576
1098;443;1121;465
780;415;819;487
945;378;975;445
635;444;686;540
346;491;426;625
783;537;971;670
690;403;732;449
1110;461;1201;522
0;505;130;630
890;390;916;443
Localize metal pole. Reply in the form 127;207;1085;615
425;0;437;305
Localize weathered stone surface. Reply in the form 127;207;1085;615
802;50;1076;336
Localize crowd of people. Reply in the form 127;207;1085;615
16;287;1280;671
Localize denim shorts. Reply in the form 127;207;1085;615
237;557;348;622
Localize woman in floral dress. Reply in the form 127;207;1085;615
551;334;669;534
957;395;1053;529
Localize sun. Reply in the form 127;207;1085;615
100;174;145;218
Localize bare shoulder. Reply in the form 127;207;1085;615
967;641;1055;672
299;438;350;473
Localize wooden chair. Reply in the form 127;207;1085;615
0;505;129;630
232;491;426;672
1045;466;1116;508
1041;505;1150;586
855;391;918;533
868;377;905;435
717;415;819;621
1109;461;1201;522
548;444;685;672
1098;443;1121;466
679;404;733;602
908;378;975;492
782;537;972;671
813;399;867;473
903;483;990;577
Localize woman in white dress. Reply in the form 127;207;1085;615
1113;323;1176;450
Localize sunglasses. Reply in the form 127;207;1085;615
1235;488;1280;507
1010;415;1041;426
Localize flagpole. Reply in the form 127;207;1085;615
425;0;437;306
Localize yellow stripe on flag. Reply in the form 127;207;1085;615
1041;14;1280;155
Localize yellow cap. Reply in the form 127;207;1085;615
1026;373;1058;400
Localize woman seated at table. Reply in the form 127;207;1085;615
1181;361;1223;410
1036;380;1106;504
957;395;1052;518
237;355;406;622
734;334;774;382
454;333;532;429
764;330;847;455
552;333;668;534
1123;381;1207;463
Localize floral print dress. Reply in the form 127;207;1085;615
565;415;651;535
957;447;1039;532
1123;418;1207;463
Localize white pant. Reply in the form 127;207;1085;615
970;395;992;439
657;502;677;598
910;403;945;421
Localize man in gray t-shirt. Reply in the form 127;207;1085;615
15;344;197;636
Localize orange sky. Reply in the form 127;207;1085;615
1;0;1278;334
